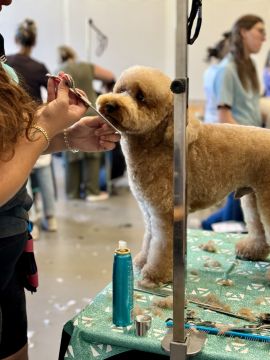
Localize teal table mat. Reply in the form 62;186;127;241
63;229;270;359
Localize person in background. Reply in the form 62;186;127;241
57;45;115;201
263;49;270;97
201;14;266;231
7;18;58;232
0;3;120;357
203;31;231;123
96;79;126;194
260;50;270;128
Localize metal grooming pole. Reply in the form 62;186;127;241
85;19;112;194
170;0;189;357
162;0;205;358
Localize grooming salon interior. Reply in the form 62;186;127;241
2;0;270;359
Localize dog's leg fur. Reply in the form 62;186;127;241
133;201;151;270
236;193;270;260
255;190;270;253
140;212;173;286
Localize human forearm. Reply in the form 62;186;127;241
218;108;237;124
44;132;65;153
94;64;115;83
45;116;121;155
0;133;48;206
0;78;86;205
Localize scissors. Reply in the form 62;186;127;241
46;73;120;133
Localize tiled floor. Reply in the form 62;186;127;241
26;157;144;359
26;156;211;359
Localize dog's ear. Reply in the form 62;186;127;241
187;117;200;145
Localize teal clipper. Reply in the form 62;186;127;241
112;240;134;327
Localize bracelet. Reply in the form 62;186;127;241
63;128;79;153
31;125;50;150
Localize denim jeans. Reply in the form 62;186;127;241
32;165;55;218
201;192;244;230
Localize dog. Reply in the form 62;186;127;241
97;65;270;286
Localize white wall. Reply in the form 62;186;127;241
1;0;269;101
188;0;270;100
1;0;169;75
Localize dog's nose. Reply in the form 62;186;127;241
105;102;118;113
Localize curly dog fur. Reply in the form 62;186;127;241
97;65;270;285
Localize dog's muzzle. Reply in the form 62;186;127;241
105;102;119;114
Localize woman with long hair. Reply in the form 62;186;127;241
202;14;266;231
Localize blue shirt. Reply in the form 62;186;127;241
203;63;220;123
214;54;262;127
263;67;270;96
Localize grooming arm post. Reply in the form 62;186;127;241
161;1;205;357
171;0;188;357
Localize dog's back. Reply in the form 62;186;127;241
188;118;270;211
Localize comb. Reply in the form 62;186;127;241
166;320;270;343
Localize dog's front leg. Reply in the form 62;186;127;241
133;201;151;270
236;193;270;260
140;212;173;286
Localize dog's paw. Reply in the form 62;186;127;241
133;252;147;270
137;278;161;289
235;237;270;261
141;264;172;287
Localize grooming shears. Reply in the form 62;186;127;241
46;73;120;133
229;323;270;334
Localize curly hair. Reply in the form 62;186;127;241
0;64;37;161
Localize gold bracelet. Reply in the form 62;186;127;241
63;128;79;153
31;125;50;150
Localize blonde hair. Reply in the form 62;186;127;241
58;45;77;63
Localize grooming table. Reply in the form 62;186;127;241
59;230;270;359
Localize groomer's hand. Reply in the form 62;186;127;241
65;116;121;152
35;77;87;138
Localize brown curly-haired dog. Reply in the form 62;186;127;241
97;65;270;286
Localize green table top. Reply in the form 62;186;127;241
63;229;270;359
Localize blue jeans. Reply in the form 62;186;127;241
32;165;55;217
201;193;244;230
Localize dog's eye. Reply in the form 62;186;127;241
136;90;145;102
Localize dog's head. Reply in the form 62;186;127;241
97;66;173;135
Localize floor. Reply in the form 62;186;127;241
26;156;209;360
